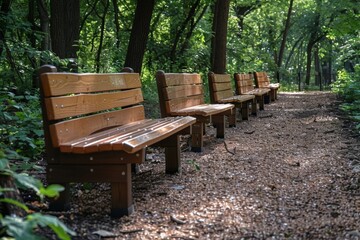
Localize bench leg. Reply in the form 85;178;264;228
228;110;236;127
165;134;181;174
48;182;71;211
251;98;258;115
241;102;250;120
111;164;134;218
270;89;276;102
191;122;204;152
258;95;265;110
212;115;225;138
264;93;271;104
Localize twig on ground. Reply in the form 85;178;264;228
170;214;187;224
224;141;236;155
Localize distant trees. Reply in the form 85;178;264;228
0;0;359;91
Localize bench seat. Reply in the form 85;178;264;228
58;117;195;154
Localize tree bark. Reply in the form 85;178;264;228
124;0;155;74
50;0;80;59
210;0;230;74
0;0;12;57
276;0;294;83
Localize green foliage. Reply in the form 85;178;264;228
332;65;360;129
0;90;44;165
0;157;75;239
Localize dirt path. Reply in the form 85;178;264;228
49;92;360;239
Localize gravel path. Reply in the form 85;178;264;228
45;92;360;240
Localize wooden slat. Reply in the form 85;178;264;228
88;118;182;152
49;105;145;147
172;103;234;117
59;117;195;154
162;73;202;87
212;82;232;92
234;73;255;94
45;88;143;120
218;94;254;103
210;74;231;83
120;116;196;153
41;72;141;97
163;85;203;100
214;89;234;102
59;119;155;153
165;95;204;113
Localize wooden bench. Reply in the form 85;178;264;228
207;72;256;119
253;72;280;101
38;65;196;217
233;72;271;111
156;70;234;152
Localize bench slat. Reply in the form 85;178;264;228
163;85;203;100
218;95;255;104
172;103;233;116
165;95;204;113
41;73;141;97
50;105;146;147
59;119;154;153
121;116;196;153
160;73;202;87
212;81;232;92
59;117;196;154
213;89;235;102
45;88;144;120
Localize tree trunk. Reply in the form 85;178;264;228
124;0;155;74
95;0;109;73
0;0;12;57
276;0;294;83
50;0;80;59
210;0;230;74
37;0;51;51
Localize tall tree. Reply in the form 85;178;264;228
124;0;155;74
275;0;294;82
0;0;12;57
210;0;230;74
50;0;80;59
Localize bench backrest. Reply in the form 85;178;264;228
253;72;270;88
234;73;255;94
207;72;234;103
156;70;205;117
39;65;145;151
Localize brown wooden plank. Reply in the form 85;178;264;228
173;103;234;116
45;88;144;120
163;73;202;87
49;105;145;147
214;89;234;102
120;116;196;153
163;85;203;100
47;164;129;183
165;95;204;113
70;118;187;153
59;119;154;153
41;72;141;97
52;150;145;164
212;81;232;92
210;73;231;83
218;95;255;103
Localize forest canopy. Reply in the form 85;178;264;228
0;0;359;92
